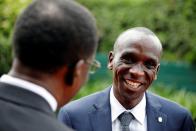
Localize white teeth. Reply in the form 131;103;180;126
125;80;140;89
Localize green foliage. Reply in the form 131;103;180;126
0;0;196;74
74;79;112;99
0;0;195;125
0;0;30;37
79;0;196;63
0;42;11;75
0;0;31;74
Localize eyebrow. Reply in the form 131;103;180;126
121;51;138;59
145;52;159;64
120;50;159;64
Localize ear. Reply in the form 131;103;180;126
72;59;88;88
74;59;85;77
107;51;114;70
154;64;160;80
64;60;86;86
60;60;87;106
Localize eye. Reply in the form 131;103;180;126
122;59;133;64
121;54;136;64
144;60;157;69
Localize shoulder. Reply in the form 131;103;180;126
58;87;111;128
146;92;192;117
61;87;110;112
58;87;111;121
0;101;72;131
43;118;73;131
146;92;195;129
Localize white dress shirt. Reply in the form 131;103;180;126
110;87;147;131
0;74;57;111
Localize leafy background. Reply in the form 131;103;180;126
0;0;196;125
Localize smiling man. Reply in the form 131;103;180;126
58;27;195;131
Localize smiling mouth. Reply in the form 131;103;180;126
125;80;141;89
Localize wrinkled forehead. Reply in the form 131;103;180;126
114;29;162;54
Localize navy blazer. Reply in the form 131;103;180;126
0;82;72;131
58;87;195;131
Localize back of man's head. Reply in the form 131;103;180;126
13;0;98;73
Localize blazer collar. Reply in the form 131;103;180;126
88;87;167;131
0;82;55;117
89;87;112;131
146;92;167;131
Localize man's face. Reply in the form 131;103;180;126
108;34;161;108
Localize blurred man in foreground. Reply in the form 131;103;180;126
58;27;195;131
0;0;99;130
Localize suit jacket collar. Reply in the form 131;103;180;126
0;74;57;111
89;87;167;131
89;87;112;131
146;92;167;131
0;82;55;117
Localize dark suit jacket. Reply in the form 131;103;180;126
58;87;195;131
0;82;73;131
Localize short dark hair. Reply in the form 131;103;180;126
12;0;98;73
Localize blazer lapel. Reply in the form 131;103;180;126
89;87;112;131
88;88;168;131
146;92;167;131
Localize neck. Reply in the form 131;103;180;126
9;59;64;108
114;90;144;109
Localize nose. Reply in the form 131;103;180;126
129;63;145;76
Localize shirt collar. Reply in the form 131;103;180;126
110;86;146;125
0;74;57;111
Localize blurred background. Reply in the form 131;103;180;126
0;0;195;124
